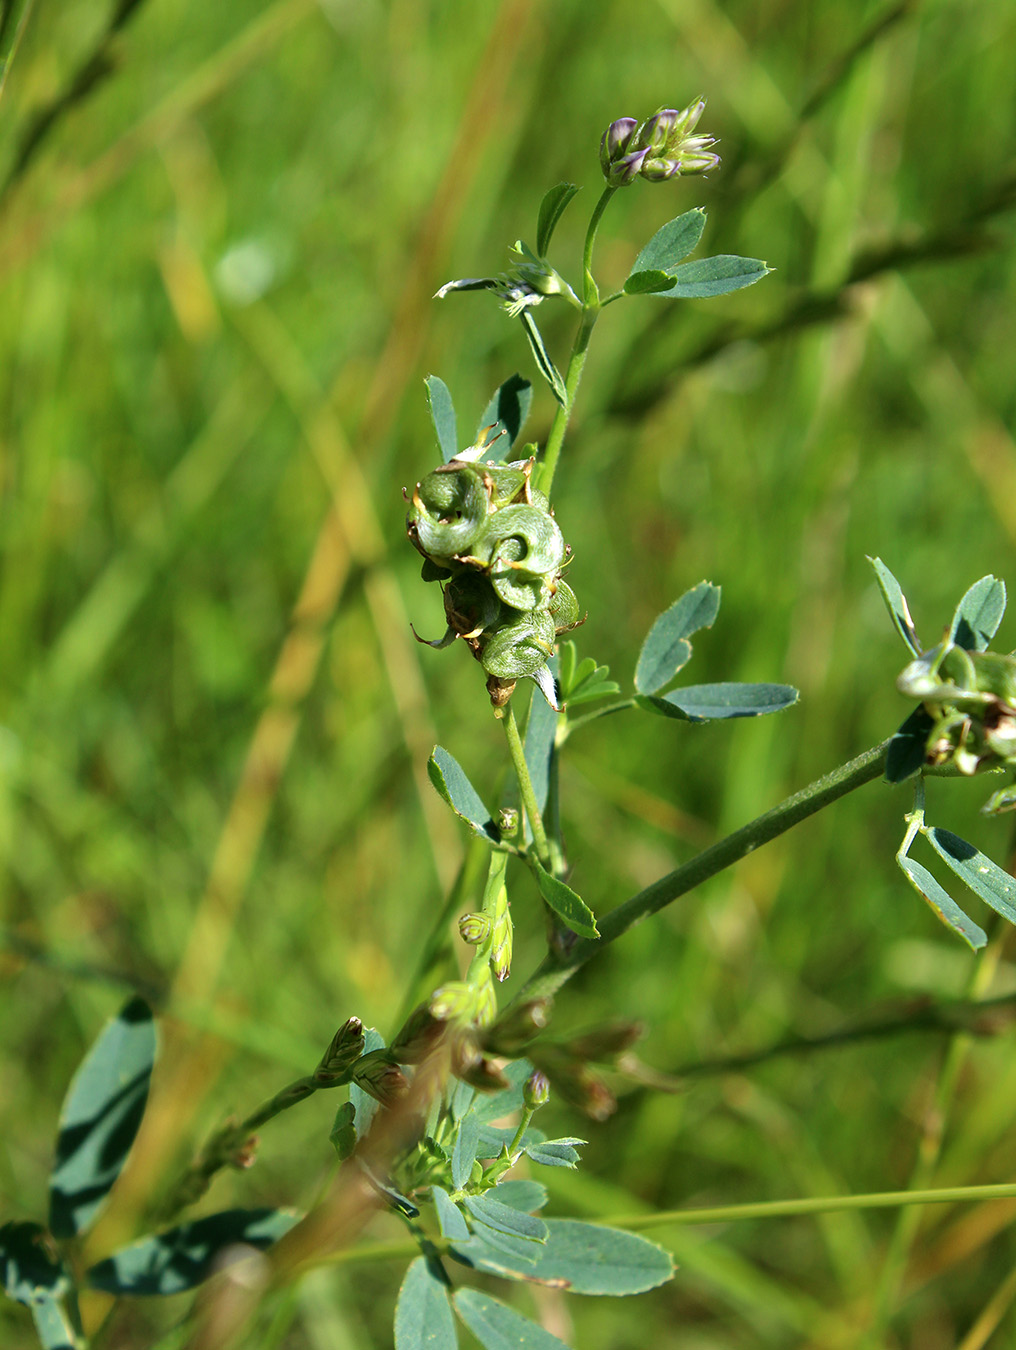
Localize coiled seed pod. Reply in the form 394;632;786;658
473;505;565;610
409;461;490;561
481;609;556;680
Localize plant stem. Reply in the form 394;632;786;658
504;739;889;1009
501;700;552;867
535;187;615;498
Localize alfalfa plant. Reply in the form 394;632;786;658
6;99;1016;1350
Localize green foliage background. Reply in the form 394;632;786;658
2;0;1016;1345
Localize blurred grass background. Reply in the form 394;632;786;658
2;0;1016;1345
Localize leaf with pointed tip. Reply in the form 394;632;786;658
48;996;155;1239
869;557;922;656
524;1137;584;1168
626;209;707;287
428;748;500;843
536;183;579;258
627;254;771;299
525;677;557;816
528;663;563;710
637;682;799;722
435;277;499;298
453;1288;569;1348
519;311;566;405
885;707;932;783
927;828;1016;926
635;583;720;694
425;376;458;462
949;576;1006;651
86;1209;299;1295
395;1257;458;1350
477;375;533;458
897;854;987;950
530;856;598;938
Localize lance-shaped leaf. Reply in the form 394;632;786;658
927;828;1016;926
395;1257;457;1350
635;582;720;695
453;1289;569;1349
524;1137;583;1168
451;1111;481;1191
85;1208;298;1296
626;253;770;299
530;856;598;938
425;375;458;462
428;748;500;843
477;375;532;458
869;557;922;656
525;677;557;817
519;310;567;405
949;575;1006;651
463;1195;547;1243
885;707;932;783
48;996;155;1239
636;682;798;722
536;183;579;259
453;1219;673;1294
897;854;987;951
626;208;707;287
432;1186;471;1242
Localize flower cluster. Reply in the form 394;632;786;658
897;640;1016;788
600;99;719;186
406;438;579;706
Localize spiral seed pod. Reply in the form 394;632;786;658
549;577;580;632
474;506;565;610
409;461;490;561
480;609;556;680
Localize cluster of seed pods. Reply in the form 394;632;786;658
406;442;579;705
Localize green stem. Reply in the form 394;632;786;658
504;739;889;1009
535;187;616;498
501;700;552;867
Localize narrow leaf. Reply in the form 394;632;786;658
536;183;579;258
885;707;932;783
530;856;598;938
0;0;35;101
519;311;566;406
425;376;458;462
637;682;798;722
453;1289;569;1349
428;748;500;843
86;1209;299;1295
897;854;987;950
524;1138;583;1168
454;1220;673;1294
927;828;1016;926
869;557;922;656
30;1296;79;1350
630;254;770;299
949;575;1006;651
635;582;721;695
463;1195;547;1242
524;678;557;816
628;208;707;279
451;1112;481;1191
432;1187;470;1242
395;1256;457;1350
477;375;533;457
48;996;155;1238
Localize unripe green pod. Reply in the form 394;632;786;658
409;462;490;561
549;577;580;631
443;571;504;638
473;505;565;611
481;609;556;679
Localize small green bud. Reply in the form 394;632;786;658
390;1004;447;1063
523;1070;550;1109
458;912;492;945
483;997;552;1054
430;980;478;1023
329;1102;357;1161
497;807;519;838
452;1038;510;1092
351;1051;409;1108
315;1016;366;1081
489;897;513;983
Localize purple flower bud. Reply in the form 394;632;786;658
678;150;721;175
599;116;638;174
641;157;682;182
672;97;707;139
637;109;679;152
523;1070;550;1109
606;146;649;186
